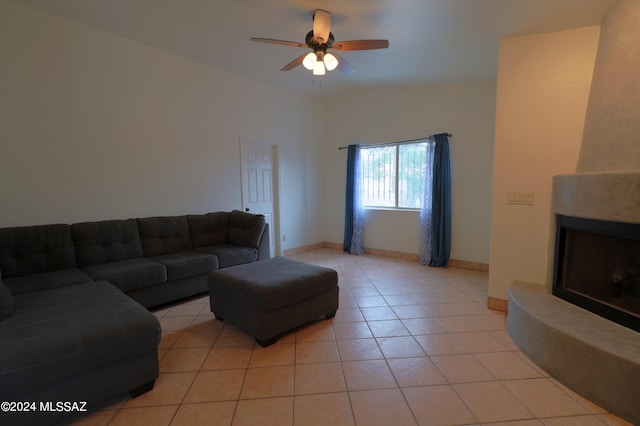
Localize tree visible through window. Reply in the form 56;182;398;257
361;141;428;209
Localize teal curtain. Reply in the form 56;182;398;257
429;133;451;266
343;144;365;254
343;145;356;252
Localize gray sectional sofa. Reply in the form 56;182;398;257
0;210;268;425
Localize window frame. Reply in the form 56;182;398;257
360;140;429;211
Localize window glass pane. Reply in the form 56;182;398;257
398;143;427;208
361;146;396;207
360;141;428;209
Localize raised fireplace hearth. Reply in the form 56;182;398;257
553;215;640;332
507;281;640;424
505;172;640;423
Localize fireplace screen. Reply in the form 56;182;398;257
553;215;640;332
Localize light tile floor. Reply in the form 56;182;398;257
74;249;632;426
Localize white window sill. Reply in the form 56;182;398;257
364;207;420;213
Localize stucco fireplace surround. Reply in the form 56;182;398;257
506;0;640;423
553;174;640;333
508;172;640;424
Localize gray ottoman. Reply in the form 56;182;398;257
207;257;339;346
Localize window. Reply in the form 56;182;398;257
361;141;429;209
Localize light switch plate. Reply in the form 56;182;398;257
507;192;535;205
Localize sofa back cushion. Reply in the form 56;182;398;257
228;210;266;248
71;219;144;267
187;212;229;248
137;216;192;257
0;224;76;278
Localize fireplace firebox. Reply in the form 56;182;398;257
553;215;640;332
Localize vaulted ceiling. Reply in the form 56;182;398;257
13;0;619;97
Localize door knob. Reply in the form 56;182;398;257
245;208;250;212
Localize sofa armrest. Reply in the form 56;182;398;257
228;210;266;248
257;224;270;260
0;268;16;320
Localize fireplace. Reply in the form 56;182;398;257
553;215;640;332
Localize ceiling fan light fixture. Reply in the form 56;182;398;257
323;52;339;71
250;8;389;76
313;59;326;75
302;52;317;70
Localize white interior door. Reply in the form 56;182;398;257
240;140;277;257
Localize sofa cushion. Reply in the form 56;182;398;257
0;224;76;278
81;258;166;292
3;268;93;295
187;212;229;248
0;281;160;400
0;270;14;320
71;219;144;267
195;245;258;268
148;251;218;281
137;216;192;257
228;210;266;248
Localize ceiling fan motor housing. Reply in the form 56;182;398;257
305;30;335;49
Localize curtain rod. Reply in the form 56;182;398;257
338;133;452;150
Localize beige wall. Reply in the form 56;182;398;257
488;26;601;301
322;83;496;264
0;1;324;253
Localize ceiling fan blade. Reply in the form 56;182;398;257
332;39;389;51
281;54;307;71
250;37;306;48
313;9;331;43
332;53;355;74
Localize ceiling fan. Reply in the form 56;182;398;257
250;9;389;76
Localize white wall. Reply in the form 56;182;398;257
488;27;600;301
322;83;496;264
0;1;324;252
